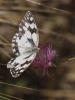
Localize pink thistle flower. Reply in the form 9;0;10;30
32;45;57;75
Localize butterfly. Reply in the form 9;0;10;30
7;11;39;78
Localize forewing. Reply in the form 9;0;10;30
7;53;36;78
12;11;39;56
19;11;39;46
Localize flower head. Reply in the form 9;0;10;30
32;45;57;75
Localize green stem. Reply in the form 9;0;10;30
61;57;75;63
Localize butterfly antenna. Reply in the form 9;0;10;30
43;37;52;45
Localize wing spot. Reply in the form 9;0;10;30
30;23;35;29
30;17;33;21
21;60;32;67
23;26;27;31
19;27;22;31
25;22;29;28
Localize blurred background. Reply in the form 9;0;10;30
0;0;75;100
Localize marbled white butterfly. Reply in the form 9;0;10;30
7;11;39;78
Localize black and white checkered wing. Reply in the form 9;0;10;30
7;11;39;78
7;53;36;78
12;11;39;56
